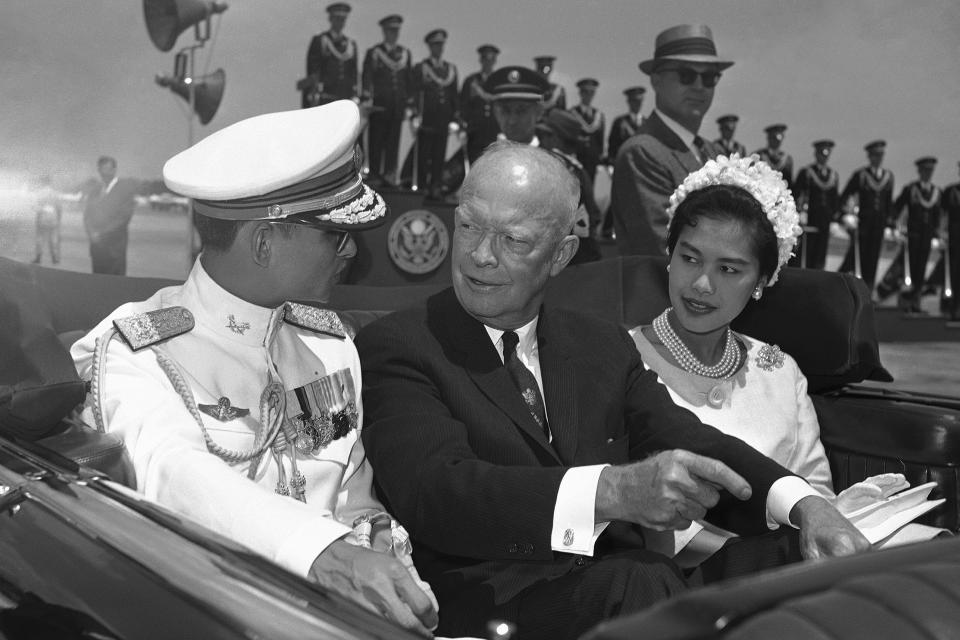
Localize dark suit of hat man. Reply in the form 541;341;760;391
611;25;729;256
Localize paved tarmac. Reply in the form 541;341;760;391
2;201;957;397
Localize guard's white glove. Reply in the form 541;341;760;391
833;472;909;515
931;237;943;250
830;221;848;239
410;115;422;131
842;213;859;230
447;121;461;134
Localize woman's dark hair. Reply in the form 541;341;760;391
665;184;779;281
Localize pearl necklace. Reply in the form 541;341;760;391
652;308;740;379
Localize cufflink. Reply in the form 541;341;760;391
563;528;575;546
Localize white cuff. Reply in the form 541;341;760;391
274;517;352;577
767;476;821;529
551;464;610;556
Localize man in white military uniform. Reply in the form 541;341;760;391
71;101;438;636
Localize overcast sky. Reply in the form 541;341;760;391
2;0;958;190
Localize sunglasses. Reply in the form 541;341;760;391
660;67;722;88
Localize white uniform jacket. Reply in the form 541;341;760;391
71;260;385;577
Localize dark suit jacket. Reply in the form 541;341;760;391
357;288;791;607
610;112;717;256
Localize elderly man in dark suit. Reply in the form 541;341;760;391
357;142;868;640
610;24;731;257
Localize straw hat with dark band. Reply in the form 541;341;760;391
639;24;733;75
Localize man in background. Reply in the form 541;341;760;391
569;78;605;185
755;124;794;190
412;29;460;201
303;2;358;108
361;14;412;186
534;55;566;114
79;155;145;275
485;66;548;146
714;114;746;157
606;86;646;163
611;24;731;256
837;140;895;292
461;44;501;164
32;174;62;265
793;140;841;270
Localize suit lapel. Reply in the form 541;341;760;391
429;291;561;462
538;311;579;464
644;112;702;174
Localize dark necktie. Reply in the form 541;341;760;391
501;331;549;439
692;136;708;164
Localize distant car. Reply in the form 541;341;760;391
1;254;958;639
145;192;190;211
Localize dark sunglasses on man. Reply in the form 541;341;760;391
658;66;722;88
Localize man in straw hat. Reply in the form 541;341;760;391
610;24;732;256
70;101;438;636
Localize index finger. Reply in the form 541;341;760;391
681;452;752;501
394;571;439;631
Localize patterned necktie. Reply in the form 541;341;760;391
501;331;549;439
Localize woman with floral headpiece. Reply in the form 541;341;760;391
629;155;911;573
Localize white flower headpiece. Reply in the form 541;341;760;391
667;154;802;286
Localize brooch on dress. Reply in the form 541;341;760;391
756;344;785;371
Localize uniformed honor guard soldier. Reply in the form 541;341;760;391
793;140;841;270
70;101;439;635
533;55;566;114
412;29;460;200
607;86;646;163
361;14;412;187
602;86;646;242
460;44;501;165
939;162;960;319
755;124;794;190
886;157;943;312
570;78;605;184
303;3;359;108
714;114;747;157
837;140;895;291
484;65;549;146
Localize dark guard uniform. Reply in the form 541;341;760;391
460;44;501;164
894;158;942;310
570;78;605;183
534;56;566;114
755;124;794;190
361;15;412;184
837;140;895;289
304;3;358;107
714;114;747;157
793;140;841;270
941;174;960;318
413;29;460;199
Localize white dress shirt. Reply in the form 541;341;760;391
484;316;818;557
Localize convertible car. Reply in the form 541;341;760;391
2;254;959;639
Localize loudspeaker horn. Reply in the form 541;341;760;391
156;69;225;125
144;0;228;52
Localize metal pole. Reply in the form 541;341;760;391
853;226;862;279
903;232;913;289
944;239;953;300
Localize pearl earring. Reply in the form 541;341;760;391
752;286;762;301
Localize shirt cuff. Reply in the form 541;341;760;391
274;517;352;577
767;476;821;529
551;464;610;556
